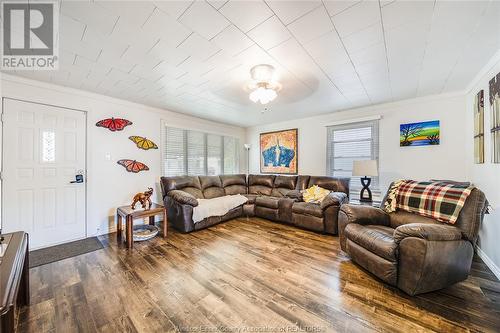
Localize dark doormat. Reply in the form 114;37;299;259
29;237;104;268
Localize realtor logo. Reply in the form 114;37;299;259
1;1;59;70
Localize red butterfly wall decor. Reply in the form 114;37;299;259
117;159;149;173
96;118;132;131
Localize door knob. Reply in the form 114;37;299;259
70;174;84;183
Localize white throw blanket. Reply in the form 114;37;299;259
192;194;248;223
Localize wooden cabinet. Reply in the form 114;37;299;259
0;232;29;333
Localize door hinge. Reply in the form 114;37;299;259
0;112;4;123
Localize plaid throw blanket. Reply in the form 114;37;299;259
386;180;474;224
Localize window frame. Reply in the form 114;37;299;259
326;119;380;197
161;123;240;177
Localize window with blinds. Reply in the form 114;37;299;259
207;134;222;175
326;120;379;196
223;136;238;174
163;125;239;177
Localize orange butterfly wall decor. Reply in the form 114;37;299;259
96;118;132;131
117;159;149;173
128;136;158;150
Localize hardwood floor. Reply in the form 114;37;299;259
19;217;500;333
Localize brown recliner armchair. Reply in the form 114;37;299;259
338;187;488;295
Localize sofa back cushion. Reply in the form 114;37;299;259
160;176;204;199
199;176;225;199
221;174;247;195
248;174;275;195
383;183;487;244
296;175;310;190
453;188;487;243
271;175;297;197
389;211;439;229
308;176;350;197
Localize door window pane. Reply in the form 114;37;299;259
42;131;55;162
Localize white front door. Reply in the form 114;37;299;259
2;98;86;249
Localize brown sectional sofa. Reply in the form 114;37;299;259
160;174;350;234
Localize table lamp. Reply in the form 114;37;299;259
352;160;378;202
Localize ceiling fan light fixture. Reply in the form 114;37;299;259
248;64;281;105
250;64;276;82
248;85;277;105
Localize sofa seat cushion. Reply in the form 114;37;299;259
244;194;258;204
193;194;248;223
345;224;398;261
292;202;323;218
255;196;279;209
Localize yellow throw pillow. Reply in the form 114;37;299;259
302;185;330;204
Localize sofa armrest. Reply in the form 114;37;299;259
285;189;303;201
394;223;463;244
167;190;199;207
320;192;348;210
339;204;390;226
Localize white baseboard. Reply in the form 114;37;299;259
475;246;500;280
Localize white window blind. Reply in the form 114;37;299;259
327;120;379;196
187;131;205;176
163;125;239;176
164;127;186;177
207;134;222;175
224;136;238;174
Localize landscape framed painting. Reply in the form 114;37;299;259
260;128;298;174
400;120;440;147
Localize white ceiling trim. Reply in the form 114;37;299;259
323;114;382;127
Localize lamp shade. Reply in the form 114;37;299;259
352;160;378;177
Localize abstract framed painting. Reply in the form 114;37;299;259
260;128;298;174
474;90;485;163
489;72;500;163
400;120;440;147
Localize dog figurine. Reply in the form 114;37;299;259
131;187;153;210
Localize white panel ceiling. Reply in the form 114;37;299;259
6;0;500;127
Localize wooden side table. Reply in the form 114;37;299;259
116;203;167;249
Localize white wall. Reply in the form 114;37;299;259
246;93;467;195
465;50;500;277
0;72;2;231
0;74;245;236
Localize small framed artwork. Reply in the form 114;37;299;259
400;120;440;147
474;90;485;163
260;128;298;174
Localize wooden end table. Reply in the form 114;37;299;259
116;203;167;249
